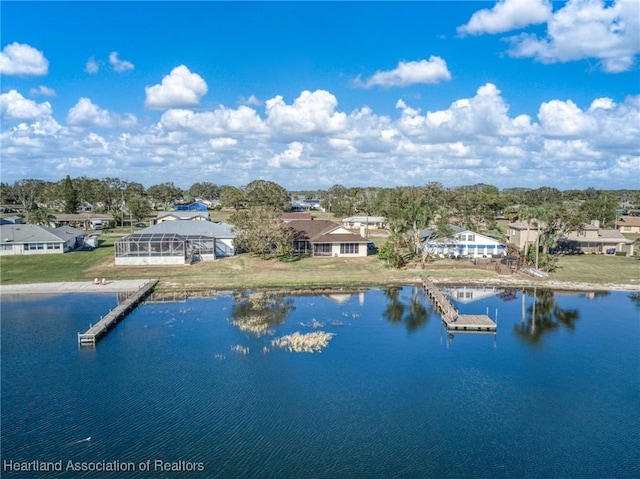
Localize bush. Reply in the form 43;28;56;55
615;251;627;257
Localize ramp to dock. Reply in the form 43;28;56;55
78;279;158;346
420;277;496;333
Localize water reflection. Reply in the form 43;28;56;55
230;291;295;337
514;288;580;344
382;286;431;332
629;292;640;308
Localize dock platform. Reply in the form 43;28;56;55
420;277;496;333
78;279;158;346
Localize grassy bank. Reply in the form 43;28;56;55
1;237;638;291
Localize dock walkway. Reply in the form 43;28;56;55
78;279;158;346
420;277;496;333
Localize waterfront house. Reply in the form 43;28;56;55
421;224;507;259
559;220;635;255
115;220;236;265
505;220;546;250
616;215;640;234
0;224;66;255
46;225;86;251
287;219;369;257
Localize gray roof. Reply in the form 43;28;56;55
0;224;65;244
420;224;466;240
45;225;86;241
135;220;235;238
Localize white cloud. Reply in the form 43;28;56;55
0;42;49;75
159;105;266;135
458;0;552;35
538;99;597;137
506;0;640;72
67;98;114;127
239;95;262;106
265;90;346;136
0;90;52;120
268;142;314;168
356;57;452;88
1;86;638;190
28;85;56;97
109;52;134;72
85;56;100;74
145;65;208;109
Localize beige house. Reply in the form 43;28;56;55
506;220;546;250
288;219;369;257
616;215;640;234
561;220;635;255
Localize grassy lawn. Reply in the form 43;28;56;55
552;254;640;284
2;241;638;290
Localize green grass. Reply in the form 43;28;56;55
0;237;118;284
552;254;640;284
2;241;638;290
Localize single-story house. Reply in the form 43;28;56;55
45;225;86;251
115;220;236;265
342;216;387;230
287;219;369;257
616;215;640;234
559;220;635;255
154;211;209;224
421;225;507;258
53;213;113;230
174;201;209;211
0;224;66;255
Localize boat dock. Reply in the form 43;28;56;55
78;279;158;346
420;277;496;333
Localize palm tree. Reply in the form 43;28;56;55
29;207;55;226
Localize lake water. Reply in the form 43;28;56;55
1;286;639;478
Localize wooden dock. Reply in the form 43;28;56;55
78;279;158;346
420;277;496;333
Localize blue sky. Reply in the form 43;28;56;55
1;0;639;191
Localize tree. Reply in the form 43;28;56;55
62;175;79;213
30;207;55;226
188;182;220;201
230;206;294;260
580;192;618;228
146;182;183;210
126;195;152;221
220;186;246;211
244;180;290;211
320;184;352;217
13;179;45;213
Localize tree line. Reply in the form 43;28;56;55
1;176;636;268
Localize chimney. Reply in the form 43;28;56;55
360;225;366;237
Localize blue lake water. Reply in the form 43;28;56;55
1;287;639;478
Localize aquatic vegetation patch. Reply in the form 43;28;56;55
271;331;335;353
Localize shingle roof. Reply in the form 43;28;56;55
617;216;640;227
288;220;367;243
0;224;65;244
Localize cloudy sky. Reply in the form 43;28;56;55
1;0;639;191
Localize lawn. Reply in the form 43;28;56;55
1;240;638;290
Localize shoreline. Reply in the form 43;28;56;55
1;276;638;296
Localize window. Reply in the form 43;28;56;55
623;226;632;231
0;244;12;251
467;234;475;242
340;243;359;254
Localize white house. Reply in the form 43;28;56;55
0;224;66;255
421;225;507;258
